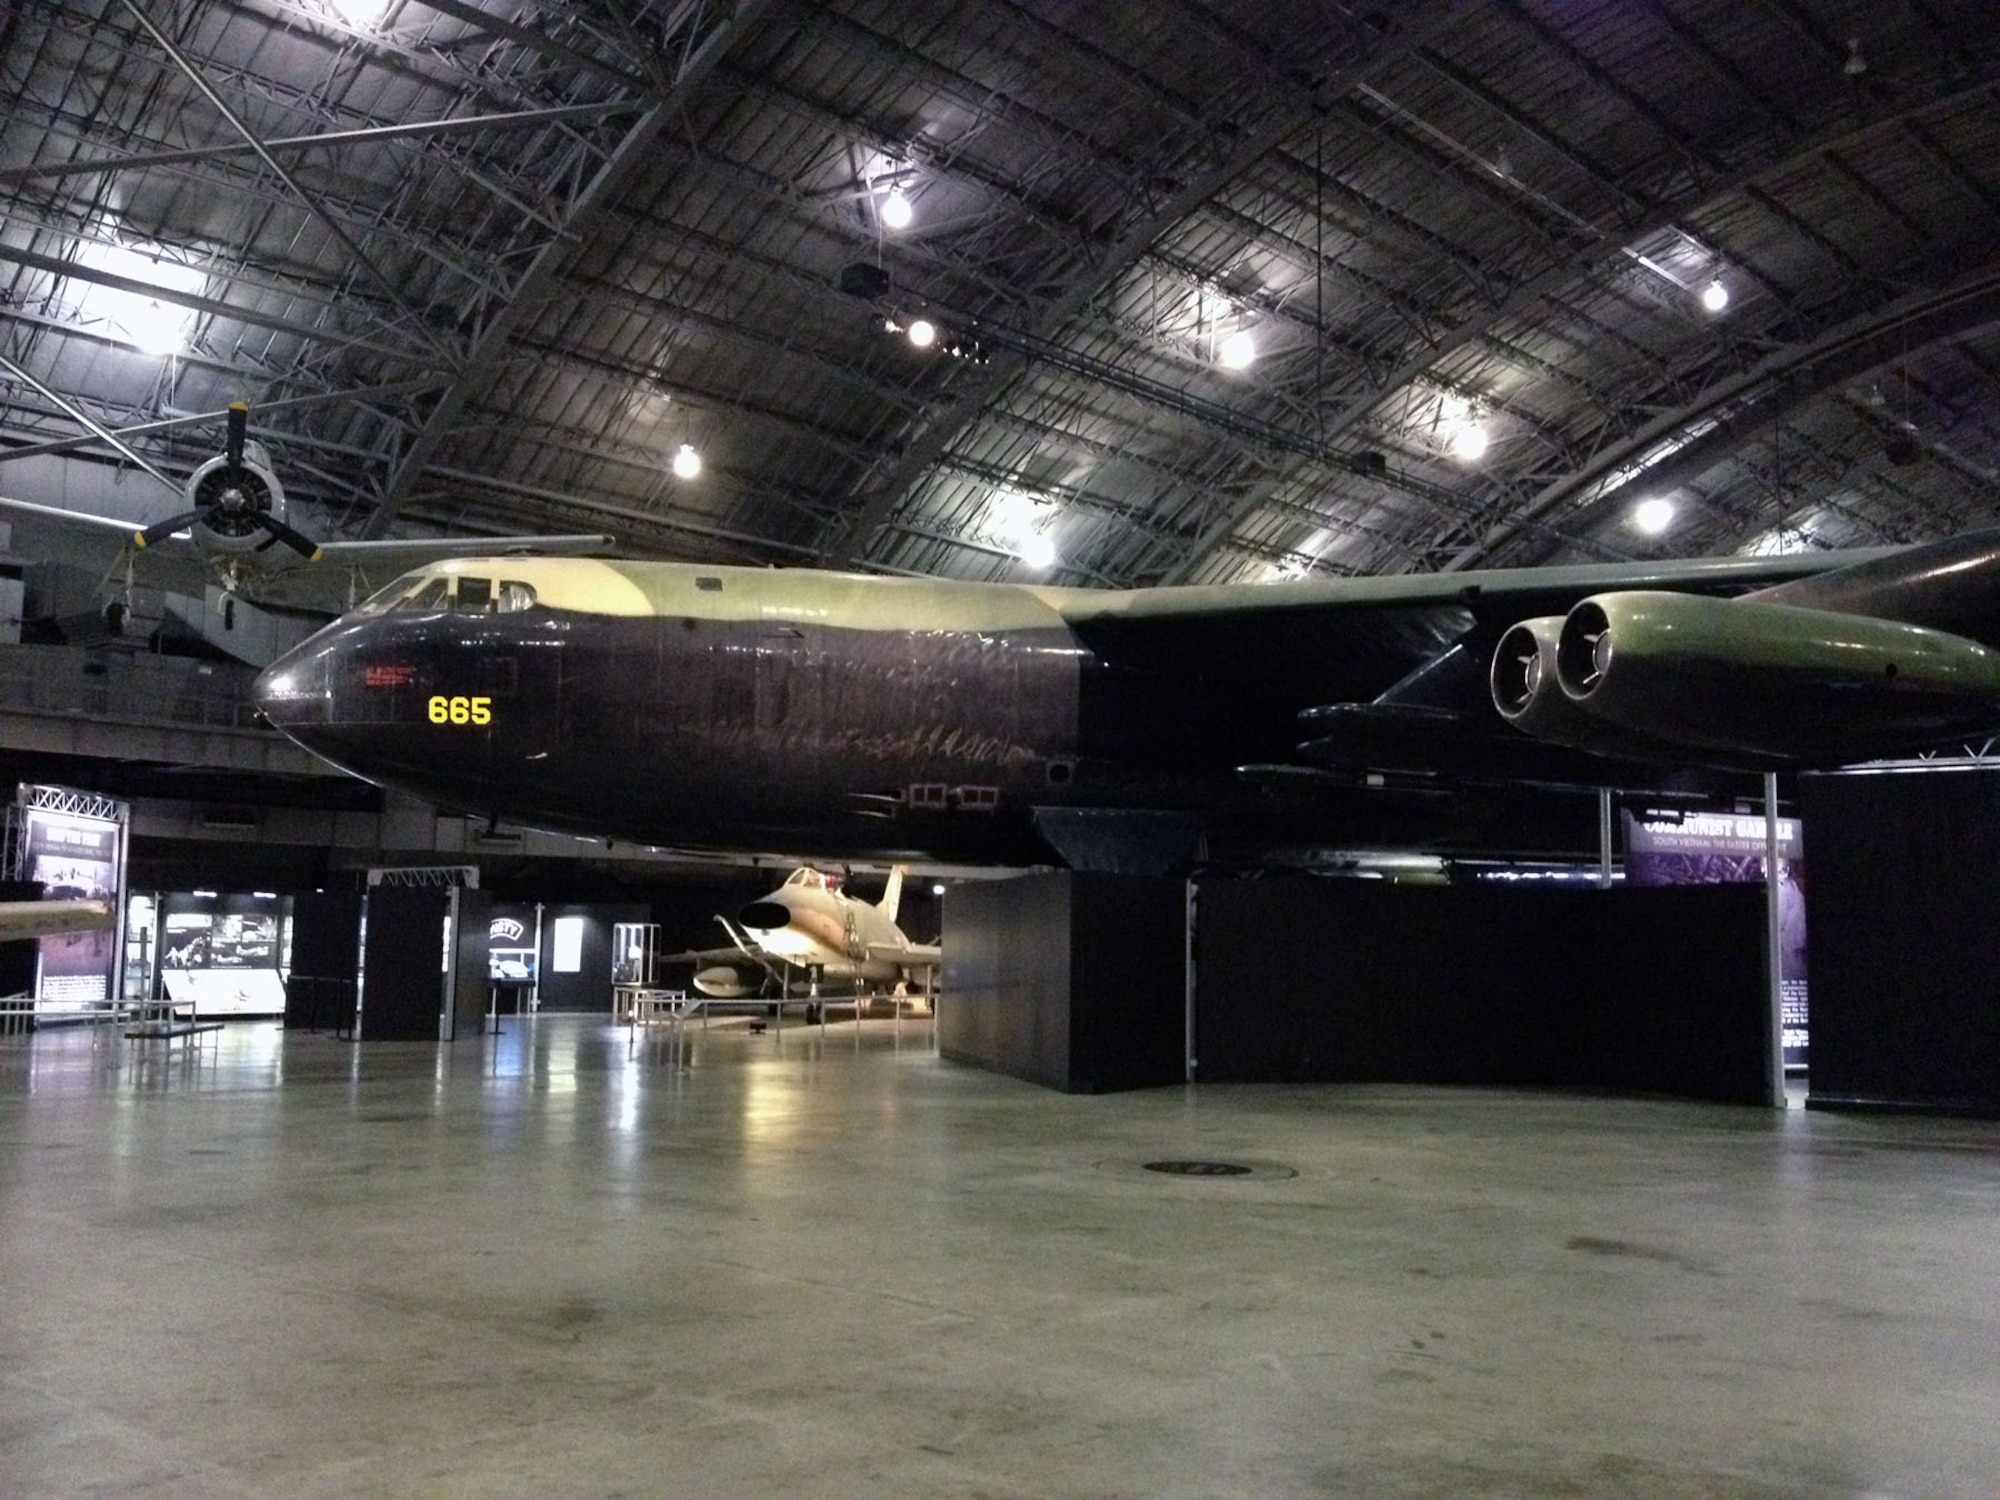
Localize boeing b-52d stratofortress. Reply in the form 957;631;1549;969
254;529;2000;871
669;866;940;1002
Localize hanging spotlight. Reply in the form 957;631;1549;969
1018;533;1057;571
906;318;937;349
1218;328;1257;370
880;187;914;230
1633;498;1676;535
1450;420;1489;462
671;442;702;479
1701;278;1730;313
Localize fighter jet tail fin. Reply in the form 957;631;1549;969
877;865;905;923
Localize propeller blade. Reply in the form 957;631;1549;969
249;510;321;561
224;401;247;468
134;511;205;548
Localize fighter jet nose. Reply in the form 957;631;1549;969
739;901;790;932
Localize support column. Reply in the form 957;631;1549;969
1763;772;1786;1108
1596;787;1615;889
1184;878;1198;1083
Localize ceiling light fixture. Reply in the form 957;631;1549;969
1633;497;1676;535
1449;419;1489;462
1218;327;1257;370
1701;278;1729;313
906;317;936;349
880;187;913;230
671;442;702;479
1018;533;1057;571
77;238;204;356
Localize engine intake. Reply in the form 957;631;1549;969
1489;614;1742;764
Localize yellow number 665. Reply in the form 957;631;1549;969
427;695;492;726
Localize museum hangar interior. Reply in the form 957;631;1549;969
2;3;1998;1495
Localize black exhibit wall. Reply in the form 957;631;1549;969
359;887;449;1041
940;872;1185;1093
286;891;362;1029
0;878;44;996
1196;880;1771;1104
449;889;493;1036
1800;769;2000;1117
535;903;647;1012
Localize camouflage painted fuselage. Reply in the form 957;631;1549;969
257;558;1217;863
257;544;1932;865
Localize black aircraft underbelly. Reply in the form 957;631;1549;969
262;601;1602;866
259;605;1114;859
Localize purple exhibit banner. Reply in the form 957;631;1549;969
1623;810;1807;1068
23;800;124;1011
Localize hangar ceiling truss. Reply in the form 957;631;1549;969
2;0;1999;591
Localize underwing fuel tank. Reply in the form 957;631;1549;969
693;965;760;999
1548;591;2000;763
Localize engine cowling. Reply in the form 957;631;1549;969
1488;615;1744;763
184;439;286;554
1552;590;2000;763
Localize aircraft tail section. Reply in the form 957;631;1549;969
878;865;905;923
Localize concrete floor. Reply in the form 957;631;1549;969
2;1015;1997;1499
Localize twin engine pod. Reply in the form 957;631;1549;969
1489;590;2000;766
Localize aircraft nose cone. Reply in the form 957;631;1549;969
254;643;328;728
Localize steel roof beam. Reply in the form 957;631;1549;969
116;0;452;363
1439;260;2000;566
0;101;644;187
1156;67;2000;584
363;0;774;538
831;2;1484;567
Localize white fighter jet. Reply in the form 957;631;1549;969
676;866;940;1003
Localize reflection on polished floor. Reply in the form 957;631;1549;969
3;1013;1998;1499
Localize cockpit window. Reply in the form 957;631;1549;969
357;575;427;615
455;576;492;611
496;581;537;613
400;578;450;612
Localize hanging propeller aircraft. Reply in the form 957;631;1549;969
130;401;320;562
0;401;614;660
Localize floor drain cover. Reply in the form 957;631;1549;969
1142;1159;1255;1177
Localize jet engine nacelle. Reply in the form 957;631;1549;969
182;439;287;555
1487;615;1705;762
1541;590;2000;764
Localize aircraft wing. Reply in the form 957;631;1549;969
0;899;115;942
1037;532;2000;796
313;534;615;566
868;942;941;967
661;945;757;968
0;495;611;568
0;494;165;537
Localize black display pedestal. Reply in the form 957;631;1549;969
940;873;1186;1093
1801;768;2000;1117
